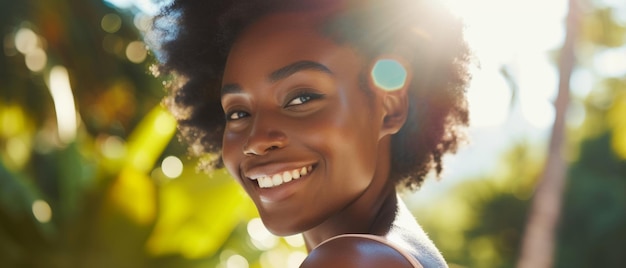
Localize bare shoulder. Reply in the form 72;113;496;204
300;235;421;268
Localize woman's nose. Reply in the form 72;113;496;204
243;115;288;156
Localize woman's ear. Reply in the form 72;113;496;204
368;56;412;138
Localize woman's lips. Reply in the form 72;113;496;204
249;165;313;188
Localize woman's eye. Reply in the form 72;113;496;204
226;111;249;121
285;93;323;107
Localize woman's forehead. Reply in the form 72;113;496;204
222;10;362;85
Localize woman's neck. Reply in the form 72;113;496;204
302;179;399;251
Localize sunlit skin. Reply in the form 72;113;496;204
220;7;442;268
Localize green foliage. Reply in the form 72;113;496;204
0;1;307;267
0;0;304;267
582;7;626;48
555;81;626;268
553;5;626;264
419;4;626;267
416;143;539;268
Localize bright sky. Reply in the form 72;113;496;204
445;0;568;130
105;0;159;14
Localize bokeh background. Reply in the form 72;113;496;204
0;0;624;267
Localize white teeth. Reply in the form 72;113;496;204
272;174;283;186
255;165;312;188
282;171;292;182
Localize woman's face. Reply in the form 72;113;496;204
220;10;391;235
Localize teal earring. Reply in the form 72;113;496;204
371;59;407;91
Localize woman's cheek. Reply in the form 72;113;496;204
222;131;244;180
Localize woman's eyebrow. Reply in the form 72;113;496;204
221;61;333;96
268;60;333;83
221;84;242;96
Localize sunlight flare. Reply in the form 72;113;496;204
48;66;78;144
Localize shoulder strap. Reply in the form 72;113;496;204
317;234;424;268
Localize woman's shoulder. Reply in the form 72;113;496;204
300;234;423;268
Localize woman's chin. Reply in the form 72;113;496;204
257;213;308;237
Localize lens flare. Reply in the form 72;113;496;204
371;59;407;91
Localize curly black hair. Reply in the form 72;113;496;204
151;0;471;190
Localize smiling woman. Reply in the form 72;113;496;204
151;0;471;267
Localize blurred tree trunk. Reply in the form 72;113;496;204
517;0;581;267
